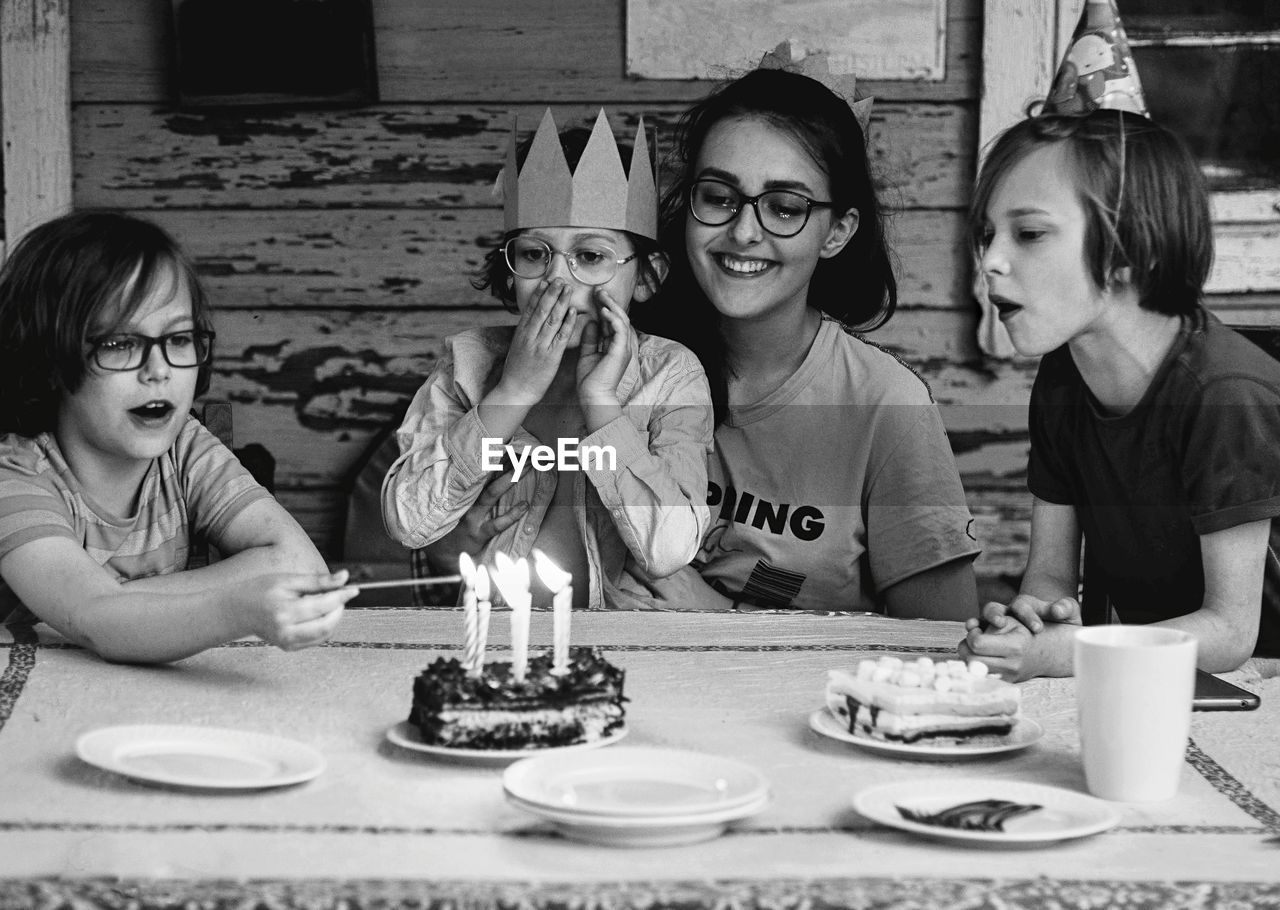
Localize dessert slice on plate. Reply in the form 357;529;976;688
825;656;1020;745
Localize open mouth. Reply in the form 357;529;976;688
713;253;774;276
989;294;1022;320
129;401;176;422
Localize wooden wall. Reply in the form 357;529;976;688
70;0;1033;593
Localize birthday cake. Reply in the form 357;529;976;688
408;646;626;750
825;656;1020;744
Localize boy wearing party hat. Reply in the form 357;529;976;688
382;110;712;610
959;0;1280;678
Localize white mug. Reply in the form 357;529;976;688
1074;625;1197;802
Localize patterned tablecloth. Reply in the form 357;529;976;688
1;609;1277;909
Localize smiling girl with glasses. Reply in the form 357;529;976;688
631;67;981;621
0;211;356;663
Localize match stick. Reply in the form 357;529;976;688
348;575;462;591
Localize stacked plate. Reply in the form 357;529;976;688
503;746;771;847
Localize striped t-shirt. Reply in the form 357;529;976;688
0;416;271;624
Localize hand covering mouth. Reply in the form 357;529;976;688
129;401;175;419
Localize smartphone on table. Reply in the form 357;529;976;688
1193;669;1261;711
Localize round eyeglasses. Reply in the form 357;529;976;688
88;330;216;372
502;237;637;286
688;178;834;238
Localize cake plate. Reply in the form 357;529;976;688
385;721;627;765
809;707;1044;760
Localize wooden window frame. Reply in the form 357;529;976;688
0;0;73;261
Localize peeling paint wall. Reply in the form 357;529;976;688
70;0;1034;596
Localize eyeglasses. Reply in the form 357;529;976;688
87;330;216;372
688;178;834;238
502;237;637;286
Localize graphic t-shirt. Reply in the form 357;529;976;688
697;318;979;611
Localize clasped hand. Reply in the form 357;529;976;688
959;593;1081;681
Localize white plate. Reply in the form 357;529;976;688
75;724;325;790
506;789;771;847
503;745;771;817
854;778;1121;845
385;721;627;765
809;708;1044;760
506;790;772;827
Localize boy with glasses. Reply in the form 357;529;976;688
0;211;357;662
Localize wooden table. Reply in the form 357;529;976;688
2;609;1277;908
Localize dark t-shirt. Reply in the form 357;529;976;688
1028;308;1280;656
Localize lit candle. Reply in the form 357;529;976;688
459;553;478;671
510;557;531;683
534;550;573;675
491;554;532;683
472;565;491;678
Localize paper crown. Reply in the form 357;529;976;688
1044;0;1148;116
499;109;658;240
757;39;874;136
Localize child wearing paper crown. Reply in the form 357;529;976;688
0;211;357;663
960;51;1280;674
381;110;713;610
628;60;981;617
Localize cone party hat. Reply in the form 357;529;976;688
1045;0;1148;116
500;109;658;240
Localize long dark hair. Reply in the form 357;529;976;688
638;68;898;424
0;210;213;436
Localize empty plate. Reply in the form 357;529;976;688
75;724;325;790
506;789;771;847
503;745;770;816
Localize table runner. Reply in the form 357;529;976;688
2;610;1277;908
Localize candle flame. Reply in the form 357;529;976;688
458;552;475;584
532;549;571;593
490;559;530;608
474;564;490;601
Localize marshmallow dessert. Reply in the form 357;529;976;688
409;646;626;750
825;657;1020;744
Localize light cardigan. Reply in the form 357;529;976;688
382;325;713;610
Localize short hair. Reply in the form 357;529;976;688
474;125;664;311
970;109;1213;315
0;210;213;436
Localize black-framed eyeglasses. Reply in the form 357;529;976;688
87;330;216;372
688;178;834;238
502;237;637;286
